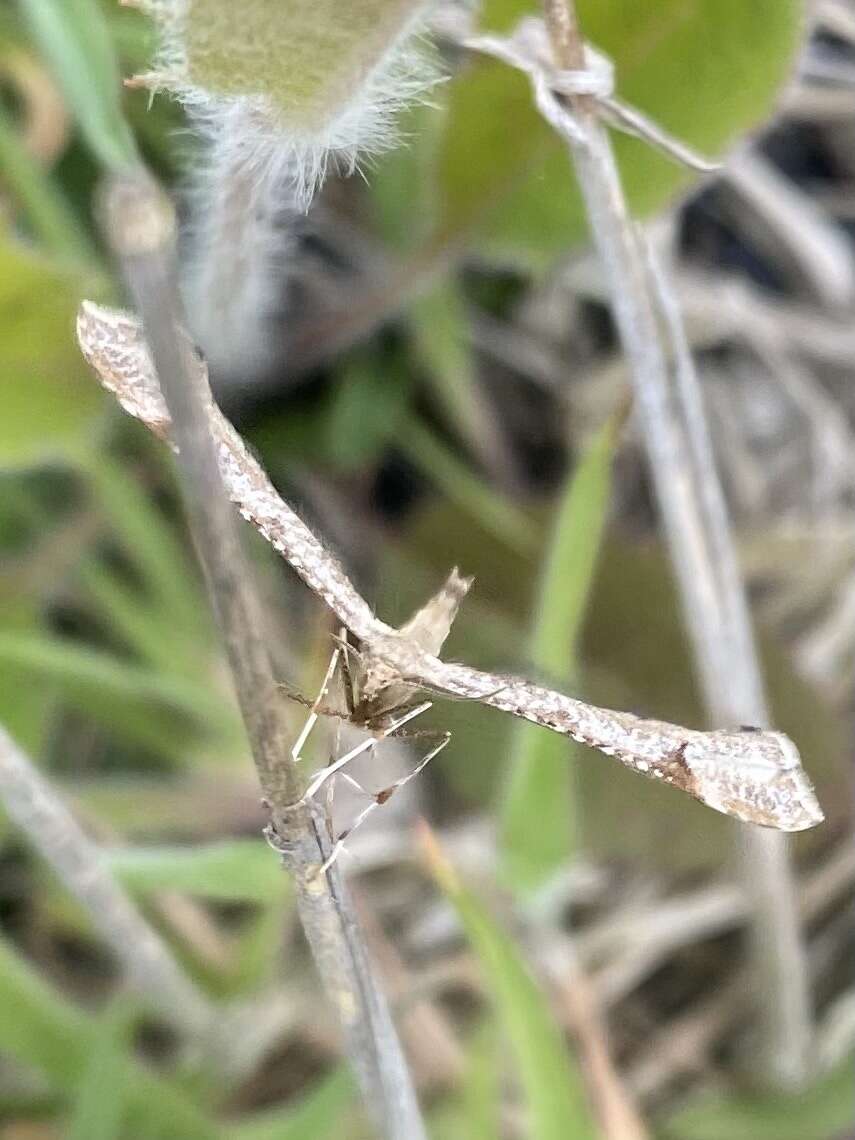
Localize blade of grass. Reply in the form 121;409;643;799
81;451;209;639
410;282;505;475
231;1068;354;1140
0;630;242;756
431;1022;502;1140
0;935;220;1139
401;415;538;555
501;416;617;890
107;840;288;905
421;824;597;1140
77;557;206;680
19;0;137;170
0;101;95;264
67;1002;133;1140
662;1056;855;1140
227;898;290;993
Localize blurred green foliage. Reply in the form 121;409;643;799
425;827;598;1139
0;234;102;464
19;0;137;170
662;1060;855;1140
0;1;845;1138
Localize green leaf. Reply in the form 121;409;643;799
501;418;616;890
0;936;220;1139
108;840;288;904
19;0;137;169
0;629;241;757
67;1003;133;1140
0;235;104;468
435;0;804;264
424;830;597;1140
232;1067;354;1140
162;0;425;134
661;1058;855;1140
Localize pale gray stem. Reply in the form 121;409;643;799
99;169;426;1140
0;724;213;1040
646;239;813;1091
541;2;813;1087
725;150;854;310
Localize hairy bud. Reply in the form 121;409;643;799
130;0;434;377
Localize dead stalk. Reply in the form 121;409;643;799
98;169;426;1140
539;0;814;1088
0;725;213;1042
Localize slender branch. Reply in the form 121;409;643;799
0;724;213;1040
542;0;585;70
98;169;426;1140
644;242;817;1080
540;0;814;1087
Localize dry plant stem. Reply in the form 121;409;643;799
541;0;812;1088
0;724;212;1040
726;151;854;309
645;242;813;1090
627;840;854;1099
543;942;649;1140
542;0;585;70
100;170;426;1140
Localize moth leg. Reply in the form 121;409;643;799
321;705;344;839
317;734;451;876
336;629;359;719
417;681;509;705
290;646;341;764
303;700;432;801
359;689;426;726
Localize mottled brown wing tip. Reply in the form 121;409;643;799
447;566;475;599
399;567;474;657
686;730;824;833
76;301;171;434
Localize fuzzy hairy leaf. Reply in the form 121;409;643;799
182;0;425;133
